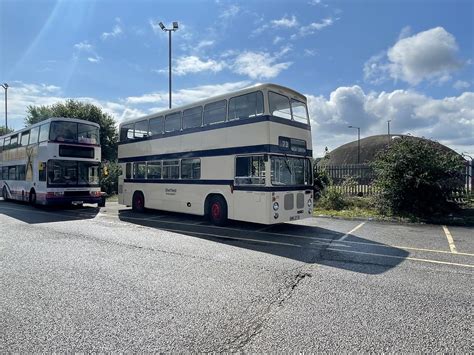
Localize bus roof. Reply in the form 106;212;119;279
120;83;307;127
0;117;100;139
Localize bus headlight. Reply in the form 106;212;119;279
307;199;312;207
273;202;279;211
274;213;279;219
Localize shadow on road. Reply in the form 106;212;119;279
0;199;99;224
118;209;409;274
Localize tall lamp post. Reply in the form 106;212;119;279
348;125;361;164
158;21;179;109
1;83;8;130
387;119;391;145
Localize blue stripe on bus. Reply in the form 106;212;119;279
118;144;313;163
123;178;312;192
117;115;311;146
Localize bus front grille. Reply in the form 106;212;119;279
296;193;304;209
284;193;294;210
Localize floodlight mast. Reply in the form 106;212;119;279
348;125;361;164
1;83;8;130
159;21;179;109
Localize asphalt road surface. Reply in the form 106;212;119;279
1;199;472;352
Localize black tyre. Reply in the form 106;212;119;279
29;189;37;205
98;197;106;207
208;195;228;226
2;186;9;201
132;191;145;212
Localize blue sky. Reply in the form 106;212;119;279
1;0;473;157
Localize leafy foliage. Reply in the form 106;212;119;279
313;165;331;200
318;187;347;210
0;126;14;136
26;100;118;161
372;137;465;216
100;161;122;195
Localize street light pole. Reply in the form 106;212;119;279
387;119;391;146
348;125;361;164
159;21;179;109
1;83;8;130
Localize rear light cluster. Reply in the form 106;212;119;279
90;191;101;197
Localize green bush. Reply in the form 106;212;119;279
100;161;121;195
318;187;348;210
313;167;331;200
372;137;465;216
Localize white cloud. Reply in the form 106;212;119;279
101;24;123;40
125;81;251;106
173;56;225;76
298;18;334;37
232;51;292;79
149;19;162;34
154;56;225;76
271;15;298;28
219;5;240;19
453;80;471;90
307;85;474;156
73;41;92;51
273;36;283;45
87;56;102;63
365;27;464;85
73;41;102;63
304;48;317;56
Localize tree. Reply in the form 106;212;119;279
26;100;118;161
372;137;465;216
0;126;14;136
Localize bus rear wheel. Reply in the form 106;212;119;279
132;191;145;213
208;195;228;226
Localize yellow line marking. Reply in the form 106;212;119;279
442;225;458;254
326;248;474;268
338;222;366;241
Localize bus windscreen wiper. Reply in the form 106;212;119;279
284;154;292;175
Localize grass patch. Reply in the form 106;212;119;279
106;194;118;202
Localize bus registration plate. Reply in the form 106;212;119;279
290;215;300;221
72;201;84;205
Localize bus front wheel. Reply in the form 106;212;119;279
208;195;228;226
2;187;9;201
132;191;145;212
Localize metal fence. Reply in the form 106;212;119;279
316;161;473;199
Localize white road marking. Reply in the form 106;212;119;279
442;225;458;254
325;247;474;269
338;222;366;241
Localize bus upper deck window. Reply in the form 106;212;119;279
228;91;264;121
165;112;181;133
291;99;309;124
120;124;134;141
269;92;291;120
149;116;164;136
203;100;226;125
182;107;203;129
29;127;39;145
134;120;149;139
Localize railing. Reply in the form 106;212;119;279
316;161;473;199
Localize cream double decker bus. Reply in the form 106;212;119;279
0;117;103;206
118;83;313;225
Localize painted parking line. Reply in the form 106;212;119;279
442;225;458;254
338;222;366;241
325;248;474;269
